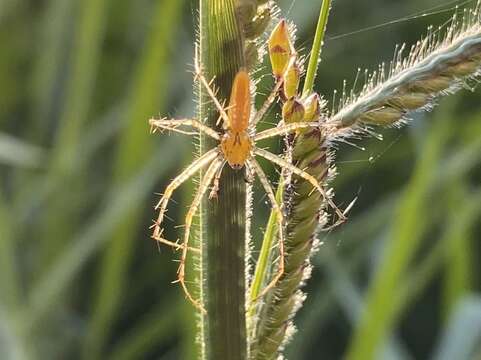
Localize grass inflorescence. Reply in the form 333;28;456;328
251;2;481;359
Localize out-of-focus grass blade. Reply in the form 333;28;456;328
24;137;185;330
13;103;125;224
320;246;411;360
440;113;481;317
38;0;110;270
0;0;21;23
107;299;181;360
442;181;472;316
0;305;29;360
0;192;28;358
0;191;20;310
402;187;481;301
432;296;481;360
83;1;186;358
345;111;451;360
380;188;481;360
0;133;44;168
30;0;75;141
50;0;109;168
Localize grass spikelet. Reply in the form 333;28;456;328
252;130;333;359
329;3;481;133
268;19;295;78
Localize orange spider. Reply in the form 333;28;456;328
149;34;345;312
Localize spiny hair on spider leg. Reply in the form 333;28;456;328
245;178;254;275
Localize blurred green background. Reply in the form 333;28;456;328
1;0;481;359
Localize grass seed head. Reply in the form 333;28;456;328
282;97;305;124
283;61;301;99
329;3;481;134
269;19;294;78
303;93;323;121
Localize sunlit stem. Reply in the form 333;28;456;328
247;159;285;302
302;0;332;97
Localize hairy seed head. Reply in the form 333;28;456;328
329;6;481;133
283;61;301;99
303;93;323;121
282;97;305;124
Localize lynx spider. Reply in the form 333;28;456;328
149;46;346;312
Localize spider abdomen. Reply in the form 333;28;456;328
228;70;251;133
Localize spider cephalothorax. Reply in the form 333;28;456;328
220;70;253;169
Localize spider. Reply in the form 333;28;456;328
150;29;346;312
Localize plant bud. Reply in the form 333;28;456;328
303;93;322;121
282;98;305;124
283;62;300;99
268;19;293;78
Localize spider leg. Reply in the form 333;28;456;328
149;118;220;140
178;156;224;313
209;160;226;200
251;54;297;128
194;45;230;127
254;148;347;225
150;234;200;253
244;162;255;184
152;148;219;244
247;159;285;302
254;121;320;141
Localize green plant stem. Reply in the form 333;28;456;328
249;188;282;306
302;0;332;97
199;1;248;359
